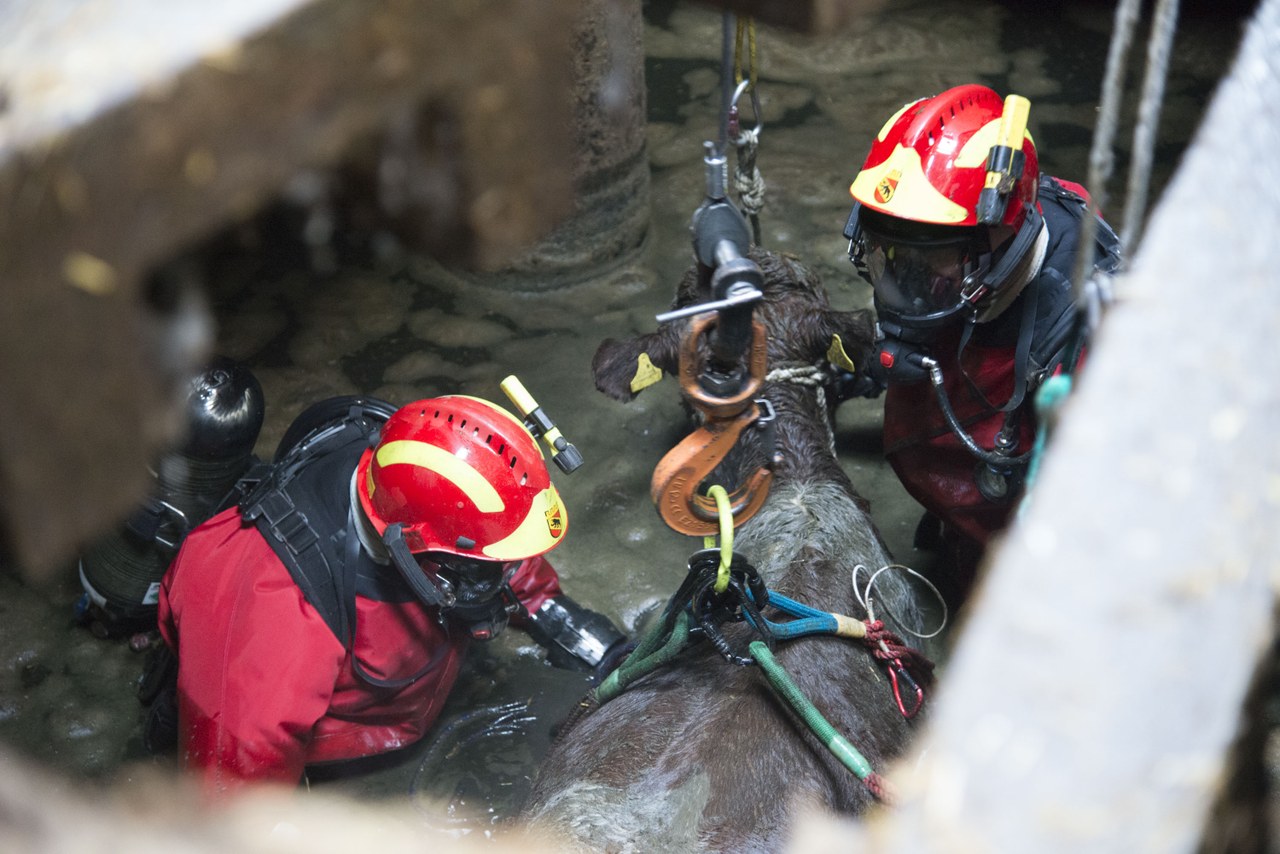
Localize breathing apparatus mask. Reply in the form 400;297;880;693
844;203;1048;504
378;522;521;642
844;202;1045;384
425;553;522;642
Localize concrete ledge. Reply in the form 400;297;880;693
0;0;575;576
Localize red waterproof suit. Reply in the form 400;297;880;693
881;177;1114;552
157;507;562;793
882;327;1039;547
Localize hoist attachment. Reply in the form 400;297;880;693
649;313;777;537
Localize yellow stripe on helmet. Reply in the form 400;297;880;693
850;144;969;224
483;485;567;560
874;98;925;142
956;116;1035;169
375;439;505;513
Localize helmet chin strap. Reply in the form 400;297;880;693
378;523;518;641
963;206;1046;317
381;523;455;609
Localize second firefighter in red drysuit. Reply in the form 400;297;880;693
158;394;624;793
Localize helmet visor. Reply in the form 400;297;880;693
861;226;977;320
425;554;521;584
425;554;522;641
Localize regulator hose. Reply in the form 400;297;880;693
923;356;1032;468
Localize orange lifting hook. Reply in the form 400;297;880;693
650;312;776;537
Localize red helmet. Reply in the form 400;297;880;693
850;84;1038;229
355;396;567;562
846;85;1044;328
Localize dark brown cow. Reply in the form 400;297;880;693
522;249;933;853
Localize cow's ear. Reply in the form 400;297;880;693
592;330;681;402
800;308;877;374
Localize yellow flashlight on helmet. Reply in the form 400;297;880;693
976;94;1031;226
500;375;584;474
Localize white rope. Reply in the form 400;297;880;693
852;563;949;641
766;362;834;455
733;128;766;217
1120;0;1181;253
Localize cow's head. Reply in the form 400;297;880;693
593;249;875;403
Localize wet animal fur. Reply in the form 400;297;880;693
521;250;931;853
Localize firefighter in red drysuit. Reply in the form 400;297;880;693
836;84;1121;603
156;393;624;794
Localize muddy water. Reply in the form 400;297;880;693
0;0;1244;837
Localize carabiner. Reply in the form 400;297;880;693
886;658;925;719
729;77;763;140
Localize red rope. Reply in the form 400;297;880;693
862;619;936;687
864;771;897;805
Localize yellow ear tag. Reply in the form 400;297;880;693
827;334;857;373
630;352;664;394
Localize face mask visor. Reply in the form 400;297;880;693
860;226;984;326
423;554;522;641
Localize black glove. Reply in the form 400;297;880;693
525;595;628;676
830;367;886;402
593;638;636;684
138;644;179;755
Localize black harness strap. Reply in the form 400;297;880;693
956;175;1122;420
238;397;442;689
957;268;1041;415
250;485;339;627
240;433;368;642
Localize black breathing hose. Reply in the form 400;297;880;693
922;357;1033;467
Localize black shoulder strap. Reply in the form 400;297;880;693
241;441;366;642
958;266;1041;415
1040;175;1123;274
238;398;392;643
236;397;444;689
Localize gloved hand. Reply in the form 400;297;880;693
592;637;636;684
526;595;628;676
830;367;886;402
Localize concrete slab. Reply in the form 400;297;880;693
0;0;576;576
